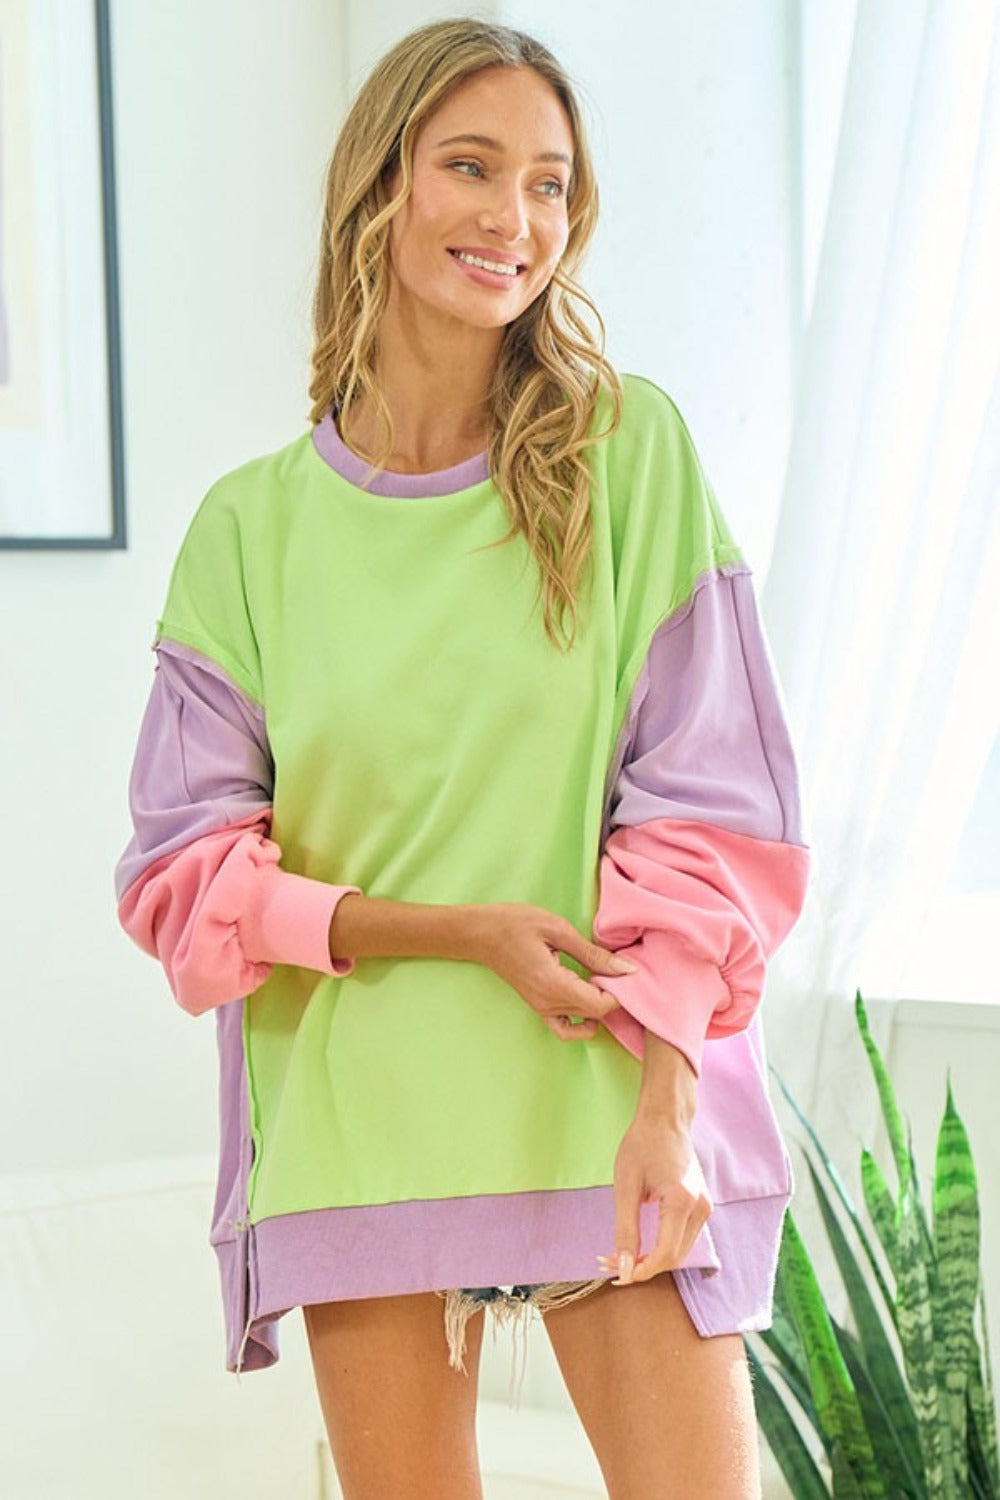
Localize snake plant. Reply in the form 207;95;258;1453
747;991;997;1498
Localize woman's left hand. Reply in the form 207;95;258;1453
597;1111;713;1284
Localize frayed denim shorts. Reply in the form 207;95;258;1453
434;1278;608;1406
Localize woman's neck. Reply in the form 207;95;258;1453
339;288;501;473
339;391;490;474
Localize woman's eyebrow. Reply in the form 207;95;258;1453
434;132;572;167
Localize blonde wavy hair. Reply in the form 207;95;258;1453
308;18;623;651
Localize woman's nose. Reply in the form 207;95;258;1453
478;183;530;242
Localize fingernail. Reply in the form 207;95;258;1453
609;956;638;974
615;1251;635;1284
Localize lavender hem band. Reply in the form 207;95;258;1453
222;1190;789;1372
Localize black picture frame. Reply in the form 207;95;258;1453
0;0;126;550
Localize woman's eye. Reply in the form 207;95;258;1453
447;160;566;198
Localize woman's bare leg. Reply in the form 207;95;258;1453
540;1274;761;1500
303;1291;487;1500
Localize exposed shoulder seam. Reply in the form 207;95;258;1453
156;625;264;709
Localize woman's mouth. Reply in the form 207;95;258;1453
448;248;525;281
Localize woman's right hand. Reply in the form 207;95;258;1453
462;902;637;1042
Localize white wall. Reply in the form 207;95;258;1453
344;0;500;86
496;0;800;573
0;0;347;1172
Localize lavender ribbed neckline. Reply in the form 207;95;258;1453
311;406;490;498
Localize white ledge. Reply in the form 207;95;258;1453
866;995;1000;1031
476;1399;605;1496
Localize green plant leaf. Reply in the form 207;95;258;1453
905;1122;937;1282
758;1320;806;1382
966;1378;999;1500
896;1180;953;1496
971;1286;999;1479
774;1060;898;1324
780;1213;886;1495
830;1439;866;1497
860;1147;901;1315
771;1258;832;1458
855;992;911;1200
770;1285;808;1374
757;1325;820;1432
756;995;997;1500
746;1341;830;1500
932;1077;980;1490
834;1320;926;1500
806;1159;920;1463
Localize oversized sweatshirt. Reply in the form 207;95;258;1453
115;373;810;1372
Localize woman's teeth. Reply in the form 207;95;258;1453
451;250;520;276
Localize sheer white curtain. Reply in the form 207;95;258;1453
761;0;1000;1134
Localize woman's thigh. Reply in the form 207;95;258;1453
540;1273;761;1500
302;1290;487;1500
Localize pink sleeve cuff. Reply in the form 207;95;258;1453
593;932;735;1077
118;811;364;1014
239;867;360;977
590;818;811;1077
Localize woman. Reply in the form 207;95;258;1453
115;18;809;1499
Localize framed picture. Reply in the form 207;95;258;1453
0;0;125;548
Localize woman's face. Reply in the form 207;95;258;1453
386;66;575;332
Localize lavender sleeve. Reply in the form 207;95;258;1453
115;640;274;900
609;567;804;845
592;568;810;1075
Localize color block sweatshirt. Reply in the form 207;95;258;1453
115;373;809;1371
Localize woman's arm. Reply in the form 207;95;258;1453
329;893;633;1042
592;565;811;1082
116;641;361;1013
635;1031;697;1121
328;892;483;962
591;563;809;1282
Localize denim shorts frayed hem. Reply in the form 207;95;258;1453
434;1279;608;1407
